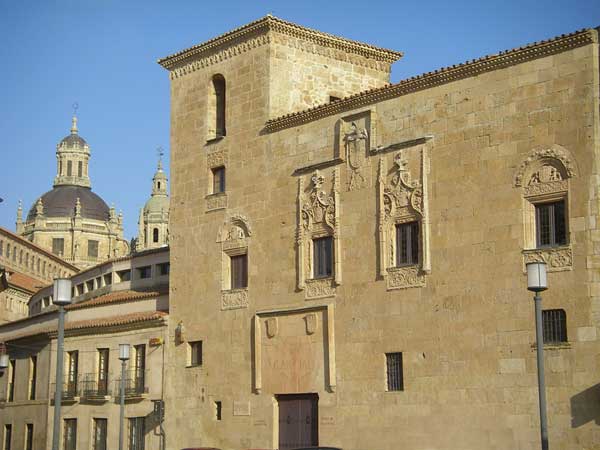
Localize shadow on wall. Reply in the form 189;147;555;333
570;383;600;428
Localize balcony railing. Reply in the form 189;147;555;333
114;369;149;399
51;380;79;401
80;374;111;400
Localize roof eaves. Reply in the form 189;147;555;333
264;27;597;132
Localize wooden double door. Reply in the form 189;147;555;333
278;394;318;450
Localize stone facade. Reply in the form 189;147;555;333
160;15;600;450
18;116;129;269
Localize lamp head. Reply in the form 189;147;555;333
119;343;130;361
53;278;73;306
526;262;548;292
0;353;8;370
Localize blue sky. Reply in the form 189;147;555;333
0;0;598;239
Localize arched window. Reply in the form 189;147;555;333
67;161;73;176
78;161;83;177
157;181;161;190
208;74;226;140
153;228;159;243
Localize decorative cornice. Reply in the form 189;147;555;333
264;28;597;132
293;157;344;176
158;15;402;74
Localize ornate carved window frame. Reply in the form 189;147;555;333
206;148;228;211
514;145;577;272
297;168;341;299
377;146;431;290
217;215;252;309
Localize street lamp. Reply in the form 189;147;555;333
0;353;8;370
526;261;549;450
51;278;72;450
118;343;130;450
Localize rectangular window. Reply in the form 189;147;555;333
98;349;109;395
29;355;37;400
117;270;131;282
535;200;567;248
7;359;15;402
63;419;76;450
67;351;78;397
386;352;404;391
67;161;72;177
128;417;145;450
212;166;226;194
137;266;151;279
92;419;107;450
3;424;11;450
134;345;146;393
25;424;33;450
158;262;170;276
103;273;112;286
86;279;94;292
542;309;568;344
313;236;333;279
77;161;82;178
215;401;222;421
88;240;99;258
396;221;419;266
189;341;203;367
230;254;248;289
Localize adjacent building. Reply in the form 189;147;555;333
158;16;600;450
0;226;78;323
0;247;169;450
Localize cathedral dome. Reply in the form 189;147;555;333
58;133;88;149
27;186;110;221
144;195;169;214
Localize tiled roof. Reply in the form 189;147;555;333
158;14;402;69
264;27;597;132
2;311;167;342
7;272;46;293
66;290;164;311
0;226;79;271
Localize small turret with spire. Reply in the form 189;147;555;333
54;105;92;188
15;200;23;234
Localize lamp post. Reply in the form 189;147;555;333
526;261;549;450
118;343;130;450
51;278;72;450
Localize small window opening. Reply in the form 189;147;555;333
212;166;226;194
386;352;404;391
215;401;222;421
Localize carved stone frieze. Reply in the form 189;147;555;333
386;266;426;290
305;278;336;299
221;289;249;310
207;149;228;168
524;180;568;198
206;193;227;211
523;246;573;272
514;145;577;187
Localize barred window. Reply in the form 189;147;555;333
396;222;419;266
63;419;77;450
535;201;566;248
128;417;145;450
93;418;107;450
542;309;567;344
386;352;404;391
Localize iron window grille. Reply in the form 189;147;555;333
128;417;145;450
313;236;333;279
535;200;567;248
63;419;77;450
396;222;419;266
386;352;404;391
93;419;107;450
542;309;567;344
